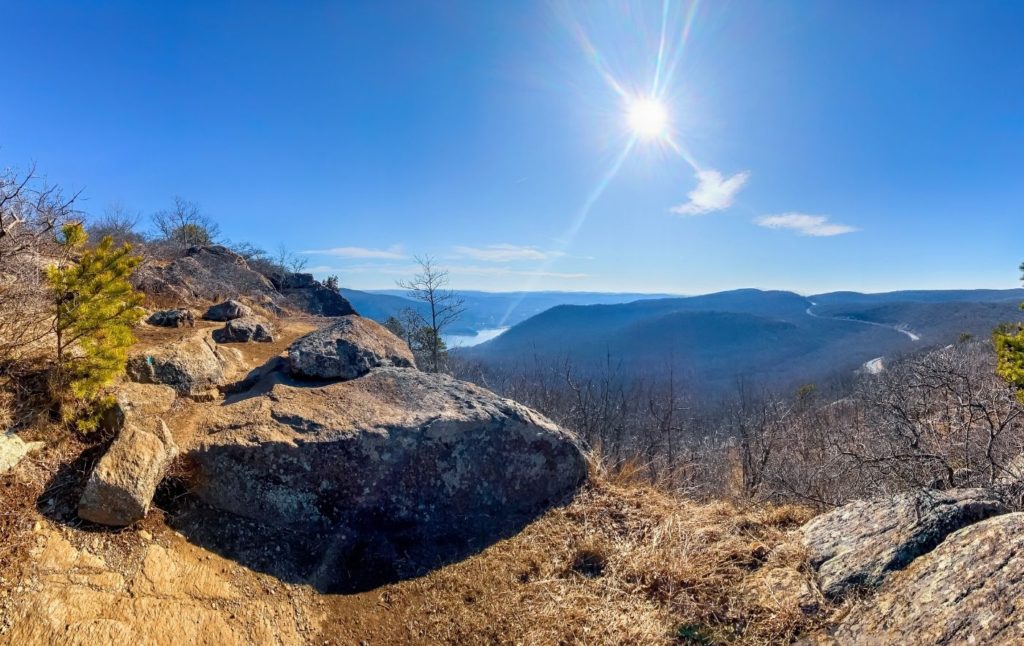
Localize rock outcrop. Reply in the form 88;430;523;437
288;315;416;380
203;299;253;322
829;512;1024;644
212;315;276;343
187;363;587;590
146;308;196;328
269;272;356;317
132;245;356;318
133;246;279;304
126;333;225;397
800;488;1007;599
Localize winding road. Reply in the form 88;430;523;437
805;300;920;374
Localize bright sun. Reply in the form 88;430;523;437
626;97;669;139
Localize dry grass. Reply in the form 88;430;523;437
317;473;824;645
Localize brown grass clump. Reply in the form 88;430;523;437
317;475;824;645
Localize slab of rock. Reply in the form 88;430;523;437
126;333;225;397
0;431;44;475
133;245;279;305
203;299;253;322
78;419;178;526
799;488;1006;599
188;367;587;589
288;315;415;380
213;315;275;343
146;308;196;328
271;272;356;317
829;512;1024;644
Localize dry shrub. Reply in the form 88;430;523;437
317;477;823;645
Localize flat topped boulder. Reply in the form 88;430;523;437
213;315;275;343
799;487;1006;599
287;315;415;380
187;367;588;591
203;300;253;322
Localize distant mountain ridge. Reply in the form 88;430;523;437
460;288;1024;395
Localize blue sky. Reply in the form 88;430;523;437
2;1;1022;293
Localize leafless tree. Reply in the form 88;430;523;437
397;256;465;372
0;164;78;365
88;202;145;248
275;244;308;274
151;196;219;253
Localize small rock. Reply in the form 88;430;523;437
147;308;196;328
203;299;253;322
212;315;276;343
126;333;225;396
139;530;153;541
0;432;44;475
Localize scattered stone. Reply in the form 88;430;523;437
203;299;253;322
126;333;225;396
139;530;153;541
146;308;196;328
828;512;1024;644
78;419;179;526
287;315;415;380
212;315;276;343
0;432;44;475
799;487;1006;599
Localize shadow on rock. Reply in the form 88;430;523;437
158;470;566;594
35;441;126;534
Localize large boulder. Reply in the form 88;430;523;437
799;488;1006;599
78;418;178;526
212;315;275;343
828;513;1024;644
126;333;225;397
146;308;196;328
186;367;588;590
288;315;415;380
203;300;253;322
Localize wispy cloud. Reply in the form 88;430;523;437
308;262;587;280
755;213;857;237
671;169;750;216
453;244;565;262
302;245;405;259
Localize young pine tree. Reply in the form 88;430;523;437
46;223;144;410
995;261;1024;402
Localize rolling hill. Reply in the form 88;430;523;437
461;289;1024;395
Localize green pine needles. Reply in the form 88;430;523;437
994;261;1024;402
46;222;144;409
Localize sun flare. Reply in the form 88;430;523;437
626;97;669;139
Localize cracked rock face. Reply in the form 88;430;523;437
799;488;1007;599
829;512;1024;644
287;315;416;380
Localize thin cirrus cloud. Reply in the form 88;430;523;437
670;169;750;216
301;245;406;259
453;243;565;262
755;213;857;237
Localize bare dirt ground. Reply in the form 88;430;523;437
0;314;820;645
